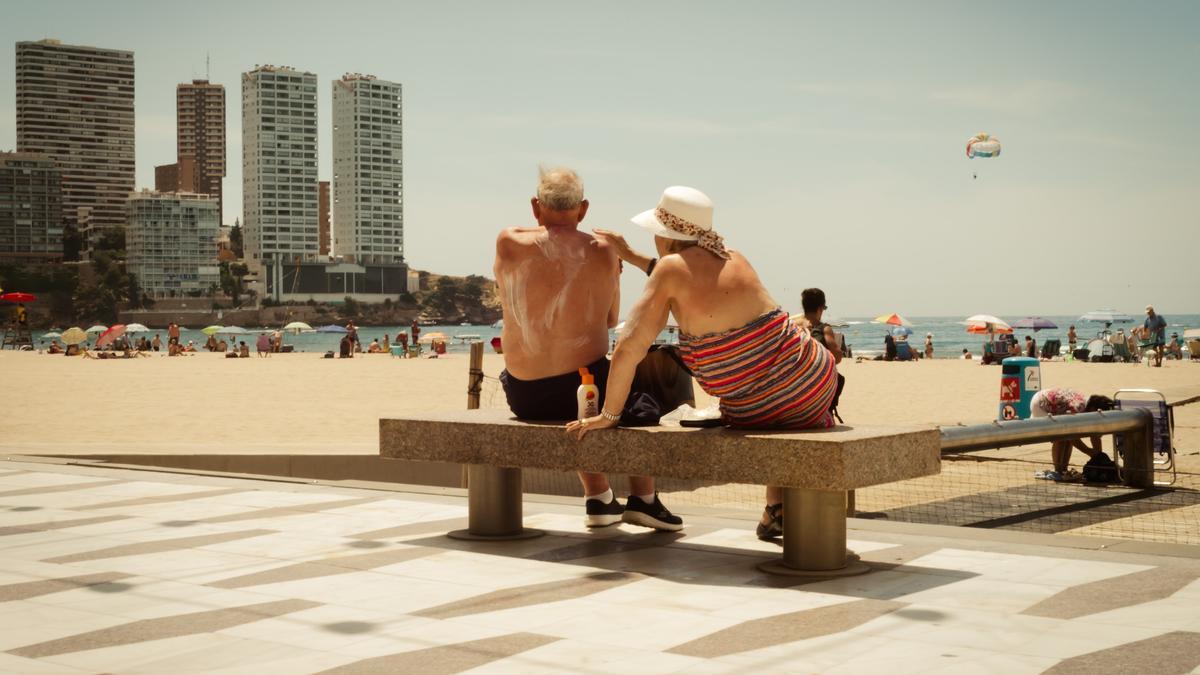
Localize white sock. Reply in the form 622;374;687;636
586;488;614;504
635;493;656;504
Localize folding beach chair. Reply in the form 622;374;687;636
1040;339;1061;360
1113;389;1176;486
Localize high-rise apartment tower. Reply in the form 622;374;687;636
176;79;226;223
332;73;403;264
15;39;135;248
241;65;318;276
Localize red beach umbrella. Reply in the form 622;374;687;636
0;292;37;303
95;324;127;348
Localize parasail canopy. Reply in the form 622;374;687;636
966;133;1001;159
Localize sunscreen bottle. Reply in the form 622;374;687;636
577;368;599;420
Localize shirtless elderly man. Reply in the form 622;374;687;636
494;167;682;532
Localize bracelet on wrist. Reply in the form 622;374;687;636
600;408;621;422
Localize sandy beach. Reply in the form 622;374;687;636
3;350;1195;458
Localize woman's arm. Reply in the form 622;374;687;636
592;229;655;273
566;261;675;439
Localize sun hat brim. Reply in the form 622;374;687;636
631;208;697;241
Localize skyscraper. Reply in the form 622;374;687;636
241;65;318;279
332;73;403;264
177;80;226;223
15;39;134;248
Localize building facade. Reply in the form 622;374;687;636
177;80;226;223
15;39;135;248
125;191;220;298
332;74;403;264
153;159;195;193
241;65;319;285
318;180;330;256
0;153;63;260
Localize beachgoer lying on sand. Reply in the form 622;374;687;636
962;348;972;359
497;167;678;531
48;340;62;354
1030;388;1114;481
368;339;382;353
571;185;838;541
184;341;197;353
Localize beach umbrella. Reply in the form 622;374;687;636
966;323;1012;335
891;326;914;338
95;324;127;348
0;292;37;303
283;321;312;333
200;325;223;336
419;331;449;344
872;313;913;328
61;327;87;345
41;331;62;339
125;323;151;333
85;324;108;334
1011;317;1057;332
315;324;349;334
218;326;250;335
1079;310;1133;326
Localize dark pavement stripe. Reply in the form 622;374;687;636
207;545;440;589
1022;567;1200;619
8;598;320;658
195;496;382;524
0;480;125;498
415;571;644;620
315;632;559;675
0;514;131;537
668;598;905;658
0;572;132;602
44;528;275;563
1044;631;1200;674
71;487;248;511
347;517;468;540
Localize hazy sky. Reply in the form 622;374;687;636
2;1;1196;317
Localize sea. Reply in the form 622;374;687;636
126;313;1198;359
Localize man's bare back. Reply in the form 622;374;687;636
495;226;619;380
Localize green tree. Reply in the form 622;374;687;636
229;219;244;258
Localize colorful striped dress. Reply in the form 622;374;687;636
677;309;838;429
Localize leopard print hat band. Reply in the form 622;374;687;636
653;207;730;260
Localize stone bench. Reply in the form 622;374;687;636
380;409;941;577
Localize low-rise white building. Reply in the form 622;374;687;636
126;190;220;297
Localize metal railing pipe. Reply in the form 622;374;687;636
939;409;1153;454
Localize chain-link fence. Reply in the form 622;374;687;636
481;374;1200;546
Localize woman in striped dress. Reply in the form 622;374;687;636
567;186;839;538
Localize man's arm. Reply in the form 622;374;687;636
823;325;843;364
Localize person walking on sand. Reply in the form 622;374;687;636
410;319;420;348
924;333;934;360
1067;325;1077;353
497;166;680;531
1144;305;1167;367
572;185;837;541
152;334;162;352
167;322;180;346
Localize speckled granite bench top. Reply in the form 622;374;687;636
380;410;940;491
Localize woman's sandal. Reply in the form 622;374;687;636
756;503;783;540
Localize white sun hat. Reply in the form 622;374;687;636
632;186;713;241
631;186;729;258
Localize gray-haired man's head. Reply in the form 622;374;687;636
532;166;588;227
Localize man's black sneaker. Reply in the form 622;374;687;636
585;497;625;528
622;494;684;532
756;503;783;541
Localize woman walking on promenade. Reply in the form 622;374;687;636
567;186;838;539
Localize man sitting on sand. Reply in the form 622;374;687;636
494;166;679;531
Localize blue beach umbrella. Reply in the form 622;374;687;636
890;326;913;338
